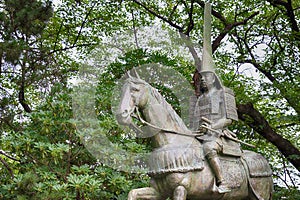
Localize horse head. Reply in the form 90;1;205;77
116;77;150;126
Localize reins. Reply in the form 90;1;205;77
131;107;203;138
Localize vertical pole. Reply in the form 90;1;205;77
202;2;214;71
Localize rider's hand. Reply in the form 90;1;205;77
199;123;209;133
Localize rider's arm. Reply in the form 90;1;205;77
211;118;232;129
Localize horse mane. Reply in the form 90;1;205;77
151;88;188;128
127;77;189;131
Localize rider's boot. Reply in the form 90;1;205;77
208;153;231;193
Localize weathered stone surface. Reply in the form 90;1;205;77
116;2;273;199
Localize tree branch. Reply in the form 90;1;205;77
73;1;97;47
237;103;300;171
280;154;297;188
53;19;64;53
239;59;276;82
276;122;298;129
19;64;32;113
0;156;14;178
132;0;183;31
49;43;97;55
271;13;285;51
267;0;300;35
0;150;20;162
285;0;299;33
195;0;259;52
212;11;259;53
184;0;195;36
268;0;288;7
168;1;180;22
131;9;139;49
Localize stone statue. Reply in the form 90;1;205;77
116;74;273;200
191;70;239;193
188;2;243;194
116;2;273;200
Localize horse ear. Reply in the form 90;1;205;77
125;71;132;79
132;68;141;79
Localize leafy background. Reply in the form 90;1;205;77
0;0;299;199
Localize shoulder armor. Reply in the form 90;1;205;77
223;87;238;121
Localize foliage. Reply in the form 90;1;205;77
121;0;300;189
273;185;300;200
0;83;150;199
0;0;299;198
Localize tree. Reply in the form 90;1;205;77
0;0;299;199
0;1;150;199
0;0;54;112
128;0;300;174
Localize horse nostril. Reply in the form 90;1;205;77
122;109;129;117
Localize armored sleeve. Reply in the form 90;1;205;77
223;87;238;121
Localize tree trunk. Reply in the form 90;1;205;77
237;103;300;171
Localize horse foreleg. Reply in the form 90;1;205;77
128;187;161;200
173;185;187;200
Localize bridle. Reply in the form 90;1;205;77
120;81;203;138
129;106;203;138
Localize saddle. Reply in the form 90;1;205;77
241;150;273;200
217;150;273;194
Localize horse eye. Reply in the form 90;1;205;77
131;87;140;92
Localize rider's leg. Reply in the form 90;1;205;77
204;142;231;193
173;185;187;200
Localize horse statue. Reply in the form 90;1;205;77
116;76;273;200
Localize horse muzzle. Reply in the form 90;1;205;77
116;110;133;126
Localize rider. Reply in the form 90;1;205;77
191;70;239;193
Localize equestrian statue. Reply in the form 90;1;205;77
115;2;273;199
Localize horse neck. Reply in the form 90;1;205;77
141;95;187;131
140;93;194;148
